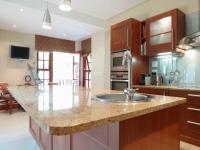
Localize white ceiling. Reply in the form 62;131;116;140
48;0;146;20
0;0;146;41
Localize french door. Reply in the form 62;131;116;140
37;51;80;85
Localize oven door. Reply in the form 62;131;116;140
111;80;128;91
111;51;127;72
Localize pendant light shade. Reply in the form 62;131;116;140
42;1;52;29
59;0;72;11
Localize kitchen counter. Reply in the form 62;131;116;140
133;84;200;92
8;84;186;136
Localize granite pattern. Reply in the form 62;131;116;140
133;85;200;92
8;84;186;135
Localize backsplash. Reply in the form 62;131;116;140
149;48;200;87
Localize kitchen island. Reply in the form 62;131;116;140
8;84;186;150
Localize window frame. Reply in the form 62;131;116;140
37;51;53;83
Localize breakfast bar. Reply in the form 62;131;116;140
8;85;186;150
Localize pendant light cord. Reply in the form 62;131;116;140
199;0;200;30
47;0;49;9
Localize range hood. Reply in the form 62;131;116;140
177;0;200;50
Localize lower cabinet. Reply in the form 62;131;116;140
29;117;119;150
137;87;200;147
29;105;182;150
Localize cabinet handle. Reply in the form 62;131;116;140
188;94;200;98
127;28;129;48
187;121;200;126
171;28;174;49
188;107;200;112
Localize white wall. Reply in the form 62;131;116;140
91;30;110;89
0;30;37;85
107;0;198;26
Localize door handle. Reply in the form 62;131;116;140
188;107;200;112
188;94;200;98
187;121;200;126
127;28;129;48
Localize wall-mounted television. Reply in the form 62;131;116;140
10;45;30;59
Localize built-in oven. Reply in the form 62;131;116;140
111;72;128;91
111;50;128;72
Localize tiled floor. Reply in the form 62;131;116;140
0;111;199;150
0;111;40;150
180;141;200;150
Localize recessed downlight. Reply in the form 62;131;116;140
20;8;24;12
59;0;72;11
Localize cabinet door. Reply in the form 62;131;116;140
146;14;174;56
111;23;131;51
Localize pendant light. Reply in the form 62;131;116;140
42;0;52;30
59;0;72;11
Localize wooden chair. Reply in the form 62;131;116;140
0;83;18;114
0;83;9;112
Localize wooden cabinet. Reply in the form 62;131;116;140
181;93;200;147
120;105;181;150
111;19;149;85
111;18;141;54
146;9;185;56
136;87;200;147
137;87;166;95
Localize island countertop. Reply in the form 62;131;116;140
8;84;186;135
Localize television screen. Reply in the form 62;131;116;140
11;45;30;59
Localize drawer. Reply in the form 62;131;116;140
187;107;200;122
137;88;166;95
168;90;188;98
181;128;200;146
187;94;200;108
182;119;200;133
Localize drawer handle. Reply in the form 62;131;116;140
188;107;200;112
188;94;200;97
187;121;200;126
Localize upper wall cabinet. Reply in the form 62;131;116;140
111;18;141;55
146;9;185;56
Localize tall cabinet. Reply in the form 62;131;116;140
111;18;142;55
111;18;148;84
146;9;185;56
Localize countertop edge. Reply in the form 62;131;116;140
48;98;186;135
133;85;200;92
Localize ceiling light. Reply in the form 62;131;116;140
20;8;24;12
59;0;72;11
157;52;172;56
177;37;193;50
12;25;17;28
42;1;52;30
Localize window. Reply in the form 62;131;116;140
37;51;80;85
37;51;52;84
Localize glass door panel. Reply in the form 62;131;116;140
150;32;172;46
150;16;172;36
53;52;74;85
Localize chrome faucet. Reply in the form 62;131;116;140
122;50;137;100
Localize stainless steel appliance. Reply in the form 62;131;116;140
111;50;128;72
111;72;128;90
177;0;200;49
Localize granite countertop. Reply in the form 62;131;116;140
133;85;200;92
8;85;186;135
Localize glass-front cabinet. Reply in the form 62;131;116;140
146;9;185;56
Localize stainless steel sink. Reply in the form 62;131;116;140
92;93;154;103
